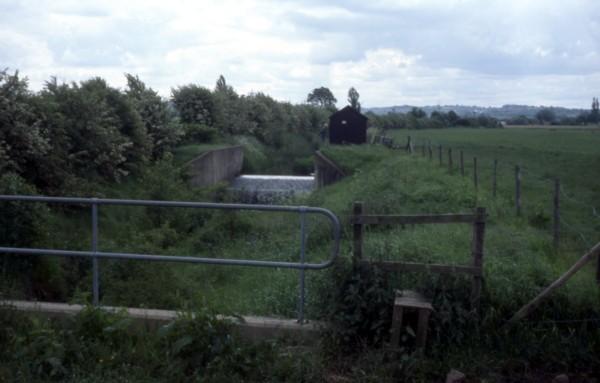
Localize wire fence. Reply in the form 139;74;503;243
372;134;599;252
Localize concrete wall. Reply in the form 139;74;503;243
314;151;346;188
1;300;323;344
186;146;244;187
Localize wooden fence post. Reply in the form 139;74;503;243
554;178;560;249
460;150;464;176
353;202;363;264
438;145;442;166
473;157;478;191
471;207;486;310
448;148;453;173
515;165;521;216
407;136;413;154
493;159;498;198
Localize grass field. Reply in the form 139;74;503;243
385;128;600;254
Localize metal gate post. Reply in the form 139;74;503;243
91;199;99;306
298;207;307;324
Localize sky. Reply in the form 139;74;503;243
1;0;599;108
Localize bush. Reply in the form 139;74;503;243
323;260;394;354
183;123;218;143
292;156;314;175
0;173;67;300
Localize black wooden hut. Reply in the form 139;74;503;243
328;106;368;144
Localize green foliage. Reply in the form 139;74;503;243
536;107;556;124
125;74;183;160
347;87;361;112
0;70;49;179
0;306;322;382
368;109;500;131
323;261;394;353
182;123;217;143
171;84;215;126
307;86;337;109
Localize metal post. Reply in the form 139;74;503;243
298;207;307;324
91;200;99;306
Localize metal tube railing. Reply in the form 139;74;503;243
0;195;341;323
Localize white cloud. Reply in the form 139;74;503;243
1;0;599;108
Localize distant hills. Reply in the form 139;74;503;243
364;104;587;120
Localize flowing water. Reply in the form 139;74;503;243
229;175;315;203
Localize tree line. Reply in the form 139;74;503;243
506;99;600;126
0;70;331;196
366;107;502;130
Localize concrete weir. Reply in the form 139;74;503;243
229;175;315;203
1;300;323;343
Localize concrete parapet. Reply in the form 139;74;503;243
1;300;323;344
186;146;244;187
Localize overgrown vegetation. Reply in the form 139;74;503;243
2;68;600;381
0;305;322;382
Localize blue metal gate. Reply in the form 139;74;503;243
0;195;341;323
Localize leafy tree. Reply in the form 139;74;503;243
446;110;459;126
307;87;337;109
430;111;447;126
125;74;182;159
590;97;599;124
213;75;243;135
409;107;426;119
35;77;150;186
347;87;361;112
536;108;556;124
506;115;532;125
0;70;49;183
575;112;589;125
171;85;216;126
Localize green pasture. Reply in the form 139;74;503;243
385;128;600;254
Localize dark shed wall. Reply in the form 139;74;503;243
329;107;367;144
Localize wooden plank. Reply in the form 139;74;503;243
360;260;482;276
350;213;478;225
395;293;433;311
509;241;600;323
416;309;432;348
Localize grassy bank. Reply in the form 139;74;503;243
2;133;600;381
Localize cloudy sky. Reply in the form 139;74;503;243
2;0;599;108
